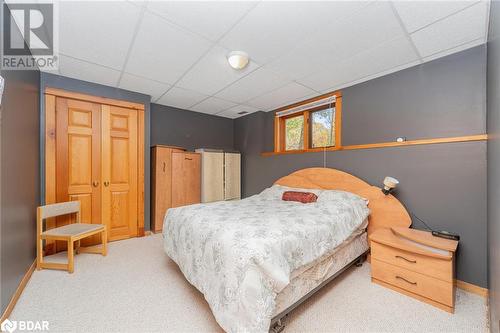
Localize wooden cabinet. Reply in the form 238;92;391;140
46;90;144;250
152;146;201;232
369;227;458;313
196;149;241;203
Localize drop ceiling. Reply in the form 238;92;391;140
42;0;490;118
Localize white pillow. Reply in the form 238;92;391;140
258;184;323;200
317;190;368;205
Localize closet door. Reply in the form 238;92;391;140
56;97;102;248
224;153;241;200
101;105;138;241
171;152;201;207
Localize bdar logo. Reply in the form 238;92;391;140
1;319;17;333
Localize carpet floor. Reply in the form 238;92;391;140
11;234;488;333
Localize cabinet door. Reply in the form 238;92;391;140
55;97;102;248
224;153;241;200
101;105;138;241
152;147;172;232
171;152;201;207
201;152;224;203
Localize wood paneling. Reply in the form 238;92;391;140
171;152;201;208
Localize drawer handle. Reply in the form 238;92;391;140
395;255;416;263
185;157;192;160
396;275;417;285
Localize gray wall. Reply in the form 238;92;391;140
0;6;41;313
40;73;152;230
235;45;487;287
151;103;234;151
487;1;500;331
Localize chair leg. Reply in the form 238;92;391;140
75;240;81;254
101;229;108;256
36;237;43;270
67;239;74;274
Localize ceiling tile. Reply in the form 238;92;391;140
146;1;257;41
59;1;143;70
216;104;260;119
191;97;237;114
299;37;419;92
119;73;171;100
422;38;485;63
125;11;212;84
247;82;316;111
266;1;404;81
411;2;488;58
58;55;121;87
155;86;209;109
393;0;479;33
218;1;369;64
215;67;290;103
176;45;260;95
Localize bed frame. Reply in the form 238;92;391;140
269;167;411;332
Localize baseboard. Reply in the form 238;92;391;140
455;279;489;298
0;260;36;323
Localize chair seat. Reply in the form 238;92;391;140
42;223;105;237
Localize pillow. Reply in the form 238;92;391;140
259;185;323;200
317;190;368;205
282;191;318;204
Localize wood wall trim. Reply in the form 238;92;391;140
262;134;487;156
137;111;145;236
455;279;489;298
45;88;145;110
0;260;36;323
44;95;57;254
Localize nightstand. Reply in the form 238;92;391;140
369;227;459;313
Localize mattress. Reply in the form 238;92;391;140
273;231;369;316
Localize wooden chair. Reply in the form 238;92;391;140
36;201;107;273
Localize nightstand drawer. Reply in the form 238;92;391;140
372;259;453;307
371;242;452;282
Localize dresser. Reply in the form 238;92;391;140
369;227;459;313
151;146;201;232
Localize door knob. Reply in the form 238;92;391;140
104;181;110;187
92;181;99;187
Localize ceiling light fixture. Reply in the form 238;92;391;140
227;51;249;70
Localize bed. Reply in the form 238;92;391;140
163;168;411;333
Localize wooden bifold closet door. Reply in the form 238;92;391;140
46;90;143;250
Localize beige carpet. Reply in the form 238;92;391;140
10;234;488;333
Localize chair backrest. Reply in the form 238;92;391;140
38;201;80;219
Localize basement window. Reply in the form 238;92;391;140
274;92;342;153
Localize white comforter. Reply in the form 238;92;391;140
163;188;369;333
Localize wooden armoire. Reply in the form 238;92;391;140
151;145;201;232
44;89;145;252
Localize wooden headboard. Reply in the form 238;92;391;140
274;167;411;236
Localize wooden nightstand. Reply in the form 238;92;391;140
369;227;459;313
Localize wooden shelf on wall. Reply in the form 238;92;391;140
261;134;488;157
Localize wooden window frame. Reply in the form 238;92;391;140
274;91;342;153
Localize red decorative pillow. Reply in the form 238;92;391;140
282;191;318;204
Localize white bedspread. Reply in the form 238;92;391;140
163;190;369;333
